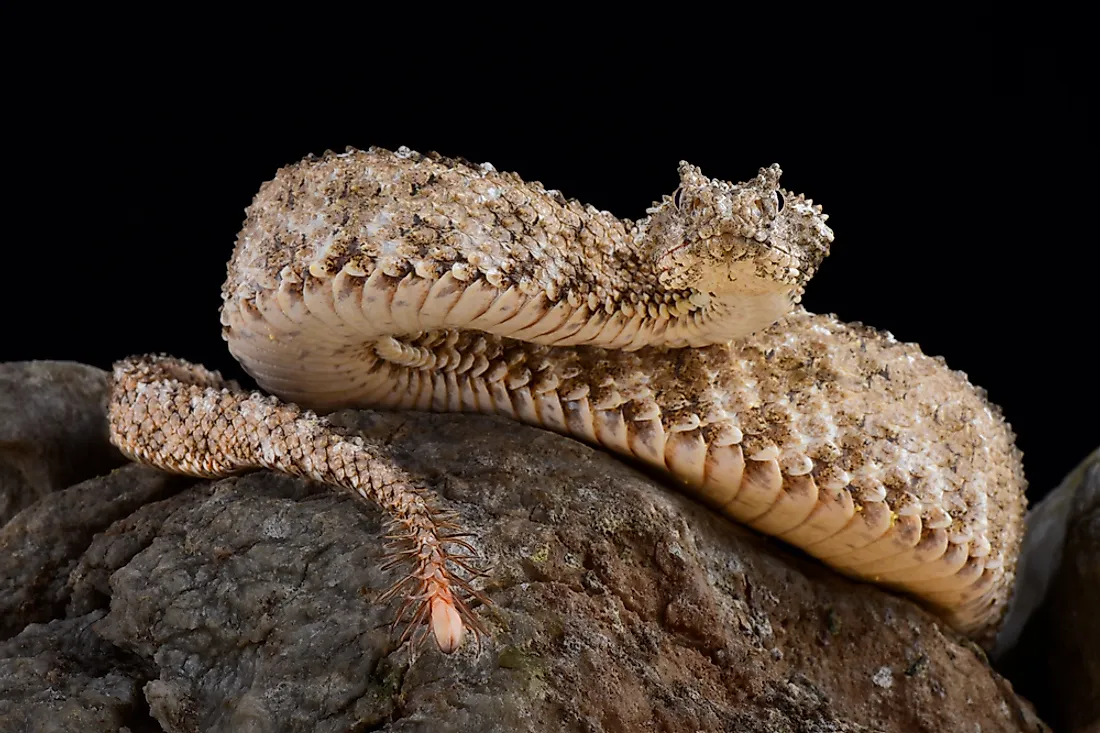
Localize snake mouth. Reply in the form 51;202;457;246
655;240;694;267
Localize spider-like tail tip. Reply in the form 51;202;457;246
381;538;491;654
430;592;466;653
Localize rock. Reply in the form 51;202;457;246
996;449;1100;733
0;361;126;525
0;362;1048;732
0;612;152;732
0;464;189;639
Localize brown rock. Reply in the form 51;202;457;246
0;362;1048;732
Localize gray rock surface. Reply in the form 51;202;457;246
0;361;126;524
0;463;188;640
0;612;154;732
1;362;1049;732
998;449;1100;733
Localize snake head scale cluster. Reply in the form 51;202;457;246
645;162;834;314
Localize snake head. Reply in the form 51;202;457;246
646;162;834;302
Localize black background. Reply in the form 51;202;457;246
4;15;1093;505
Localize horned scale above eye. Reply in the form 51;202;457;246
108;145;1026;653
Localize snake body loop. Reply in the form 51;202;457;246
111;147;1026;647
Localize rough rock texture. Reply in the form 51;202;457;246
0;462;191;639
0;612;156;732
0;361;126;524
998;449;1100;733
1;362;1048;732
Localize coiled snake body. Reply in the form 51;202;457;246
108;146;1026;652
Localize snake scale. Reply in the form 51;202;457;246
107;146;1026;652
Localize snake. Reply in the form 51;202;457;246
107;146;1027;652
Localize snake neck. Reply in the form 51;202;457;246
639;283;800;348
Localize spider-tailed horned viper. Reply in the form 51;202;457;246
108;145;1026;653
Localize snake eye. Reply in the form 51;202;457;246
668;187;695;210
674;189;700;212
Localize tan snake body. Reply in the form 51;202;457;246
108;146;1026;651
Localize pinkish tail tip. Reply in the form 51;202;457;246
431;594;466;653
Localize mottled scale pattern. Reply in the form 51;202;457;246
108;355;484;651
110;146;1026;647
